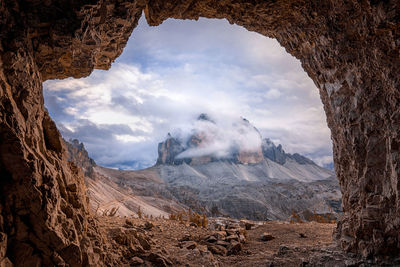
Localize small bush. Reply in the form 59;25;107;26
137;206;142;219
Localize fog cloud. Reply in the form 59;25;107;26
175;115;262;159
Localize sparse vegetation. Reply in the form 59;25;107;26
290;209;304;223
102;206;120;217
168;209;208;228
137;206;142;219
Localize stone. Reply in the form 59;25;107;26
207;244;227;256
206;235;217;243
0;233;6;260
179;234;191;242
226;235;239;242
244;222;254;230
146;252;172;267
183;241;197;250
125;219;134;227
213;231;227;239
227;241;242;255
260;233;275;242
299;233;307;238
137;234;151;251
0;258;13;267
239;234;246;243
216;240;230;248
144;221;154;230
130;256;144;265
278;245;290;256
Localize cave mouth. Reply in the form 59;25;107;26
43;16;334;172
1;1;399;264
41;15;342;246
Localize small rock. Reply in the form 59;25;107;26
130;256;144;265
137;234;151;250
278;245;290;256
239;234;246;243
226;235;239;242
213;231;227;239
227;223;240;229
244;222;254;230
207;244;227;256
197;244;208;253
216;240;230;247
226;229;238;236
227;240;242;255
183;241;197;250
147;252;172;266
260;232;274;241
206;235;217;243
144;221;154;230
179;233;191;242
299;233;307;238
125;219;133;227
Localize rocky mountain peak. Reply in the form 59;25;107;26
261;138;317;166
65;139;96;178
156;114;322;167
197;113;215;123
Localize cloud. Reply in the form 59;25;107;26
265;89;282;99
43;16;333;169
175;115;262;159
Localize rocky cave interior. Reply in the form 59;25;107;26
0;0;399;266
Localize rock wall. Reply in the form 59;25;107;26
0;1;145;265
0;0;399;265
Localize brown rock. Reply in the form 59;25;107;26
179;234;191;242
216;240;230;248
226;235;239;242
130;256;144;265
213;231;227;239
244;222;254;230
227;241;242;255
207;244;227;256
144;221;154;230
183;241;197;250
260;233;275;242
206;235;217;243
0;258;13;267
146;252;172;266
0;233;7;260
137;234;151;251
239;234;246;243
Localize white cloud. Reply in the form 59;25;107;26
265;88;282;99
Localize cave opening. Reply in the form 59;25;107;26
43;16;334;172
1;1;399;264
42;16;340;227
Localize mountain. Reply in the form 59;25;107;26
66;114;341;221
151;115;341;219
65;139;186;218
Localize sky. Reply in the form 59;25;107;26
43;15;333;170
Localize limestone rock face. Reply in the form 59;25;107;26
65;139;97;178
262;138;316;166
0;0;399;264
157;114;265;165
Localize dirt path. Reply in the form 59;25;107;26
97;217;372;266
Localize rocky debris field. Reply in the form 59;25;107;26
96;216;381;266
